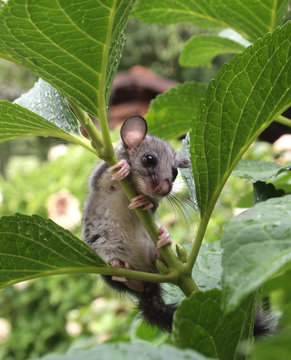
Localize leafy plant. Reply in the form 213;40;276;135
0;1;291;359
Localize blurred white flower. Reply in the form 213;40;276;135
91;297;106;311
273;134;291;152
47;189;81;230
0;318;11;344
65;321;82;337
273;134;291;162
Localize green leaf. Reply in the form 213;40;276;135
164;242;222;305
172;289;255;360
163;242;223;304
211;0;290;41
0;214;107;289
133;0;290;41
232;159;291;182
146;82;207;140
0;101;94;151
190;22;291;217
14;78;79;135
221;195;291;311
251;328;291;360
179;35;245;67
133;0;221;28
130;319;169;344
32;342;213;360
0;0;135;118
180;133;199;212
271;171;291;194
193;241;223;291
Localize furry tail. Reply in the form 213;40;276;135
138;285;279;337
103;276;278;336
137;283;177;332
254;310;279;338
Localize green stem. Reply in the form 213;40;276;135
69;102;103;155
276;115;291;128
186;212;211;274
3;267;175;291
67;133;97;154
177;270;199;296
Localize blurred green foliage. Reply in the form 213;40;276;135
120;18;228;83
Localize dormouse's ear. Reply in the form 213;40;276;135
176;154;191;168
121;114;147;149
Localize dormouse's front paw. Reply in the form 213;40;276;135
157;226;172;249
109;159;131;181
128;194;154;210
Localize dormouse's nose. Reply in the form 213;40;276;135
154;179;171;196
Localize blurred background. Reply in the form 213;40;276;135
0;18;290;360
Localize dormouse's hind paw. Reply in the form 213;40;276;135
109;159;131;181
109;258;145;292
109;258;126;268
128;194;154;210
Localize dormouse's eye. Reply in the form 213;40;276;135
172;167;178;181
142;154;157;167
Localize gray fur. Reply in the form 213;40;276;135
82;160;156;272
82;115;190;274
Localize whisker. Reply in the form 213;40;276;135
163;191;199;227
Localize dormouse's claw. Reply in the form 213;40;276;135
112;276;127;282
157;226;172;249
128;194;154;210
110;258;125;268
110;259;145;292
109;159;131;181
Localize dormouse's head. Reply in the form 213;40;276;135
120;114;191;198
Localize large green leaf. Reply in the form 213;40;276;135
0;0;135;118
251;328;291;360
172;289;254;360
0;214;107;288
180;133;199;211
221;195;291;311
190;22;291;217
133;0;220;28
133;0;290;41
146;82;207;140
193;241;222;291
179;35;245;67
211;0;290;41
232;160;291;182
32;342;213;360
0;101;93;151
14;78;79;135
164;241;223;304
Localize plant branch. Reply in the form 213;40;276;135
1;267;176;291
69;102;103;155
276;115;291;128
68;133;97;154
186;213;210;273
